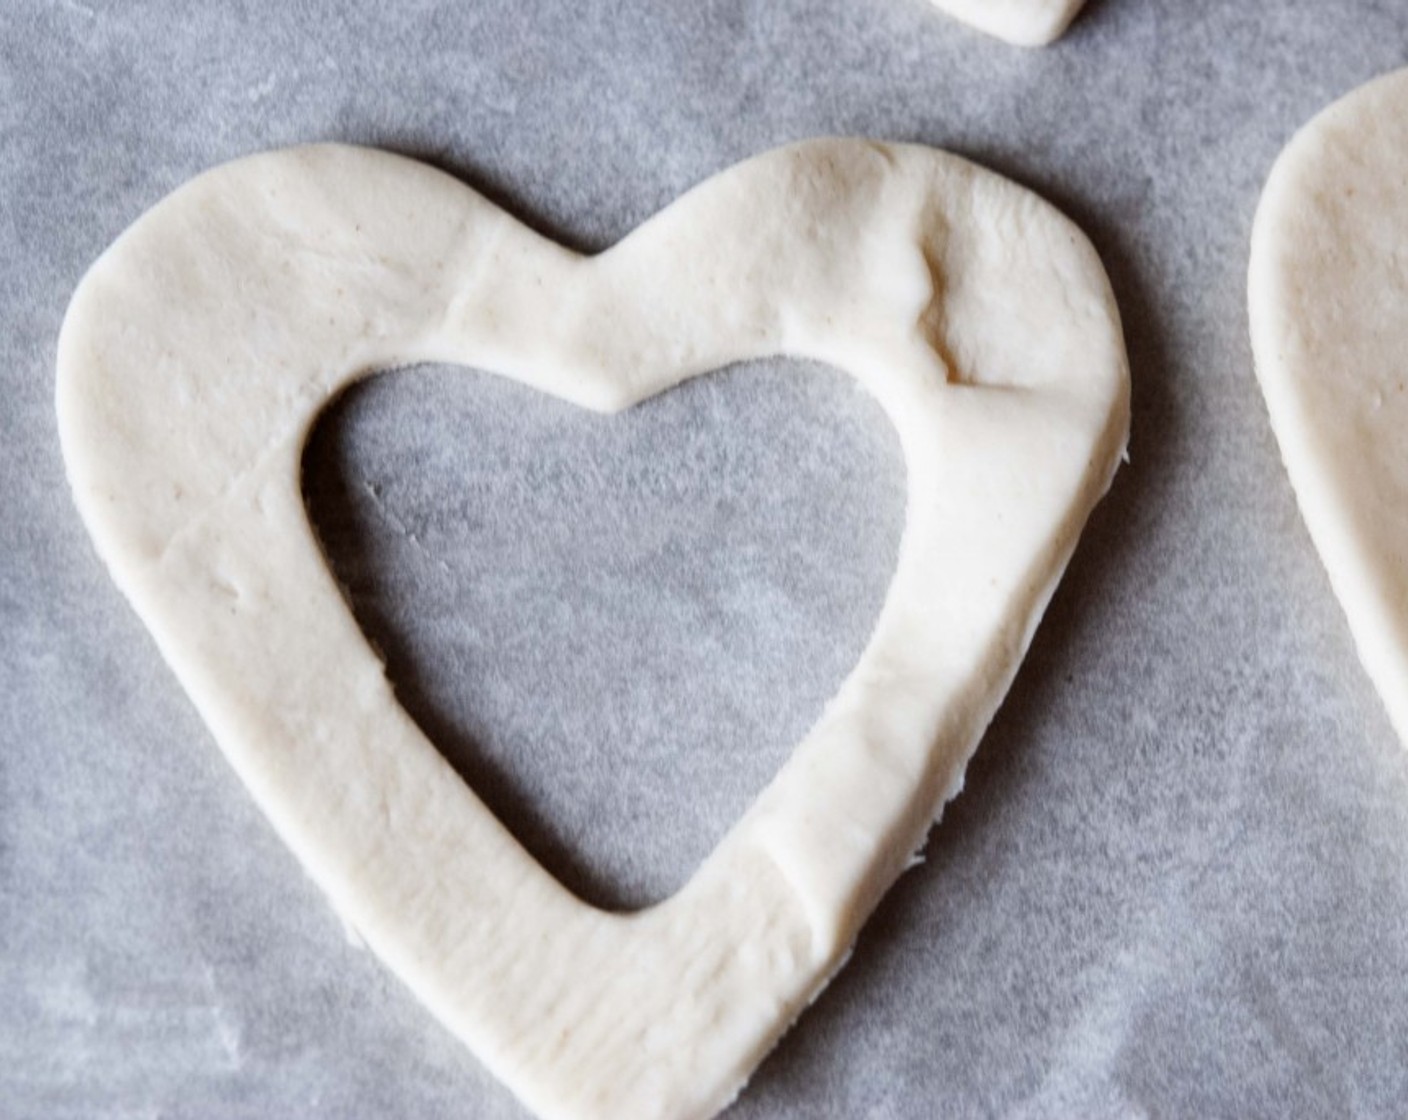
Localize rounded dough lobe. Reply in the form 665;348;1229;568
1250;68;1408;743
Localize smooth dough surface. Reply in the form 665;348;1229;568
930;0;1087;46
58;141;1128;1119
1250;69;1408;746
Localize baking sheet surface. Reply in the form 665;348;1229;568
4;1;1408;1116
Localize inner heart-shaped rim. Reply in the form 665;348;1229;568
57;140;1128;1119
302;359;908;913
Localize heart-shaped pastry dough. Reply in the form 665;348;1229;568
58;140;1128;1119
1251;69;1408;746
930;0;1087;46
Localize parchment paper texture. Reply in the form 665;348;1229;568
3;2;1408;1116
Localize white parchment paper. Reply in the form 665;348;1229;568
3;1;1408;1116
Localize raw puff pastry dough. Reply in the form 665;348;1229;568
58;141;1128;1119
931;0;1088;46
1250;69;1408;747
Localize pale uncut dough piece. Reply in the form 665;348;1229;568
58;141;1129;1120
1251;69;1408;745
931;0;1087;46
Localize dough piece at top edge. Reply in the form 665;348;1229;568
1250;67;1408;745
930;0;1088;46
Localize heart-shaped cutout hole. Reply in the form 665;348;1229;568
302;358;906;911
